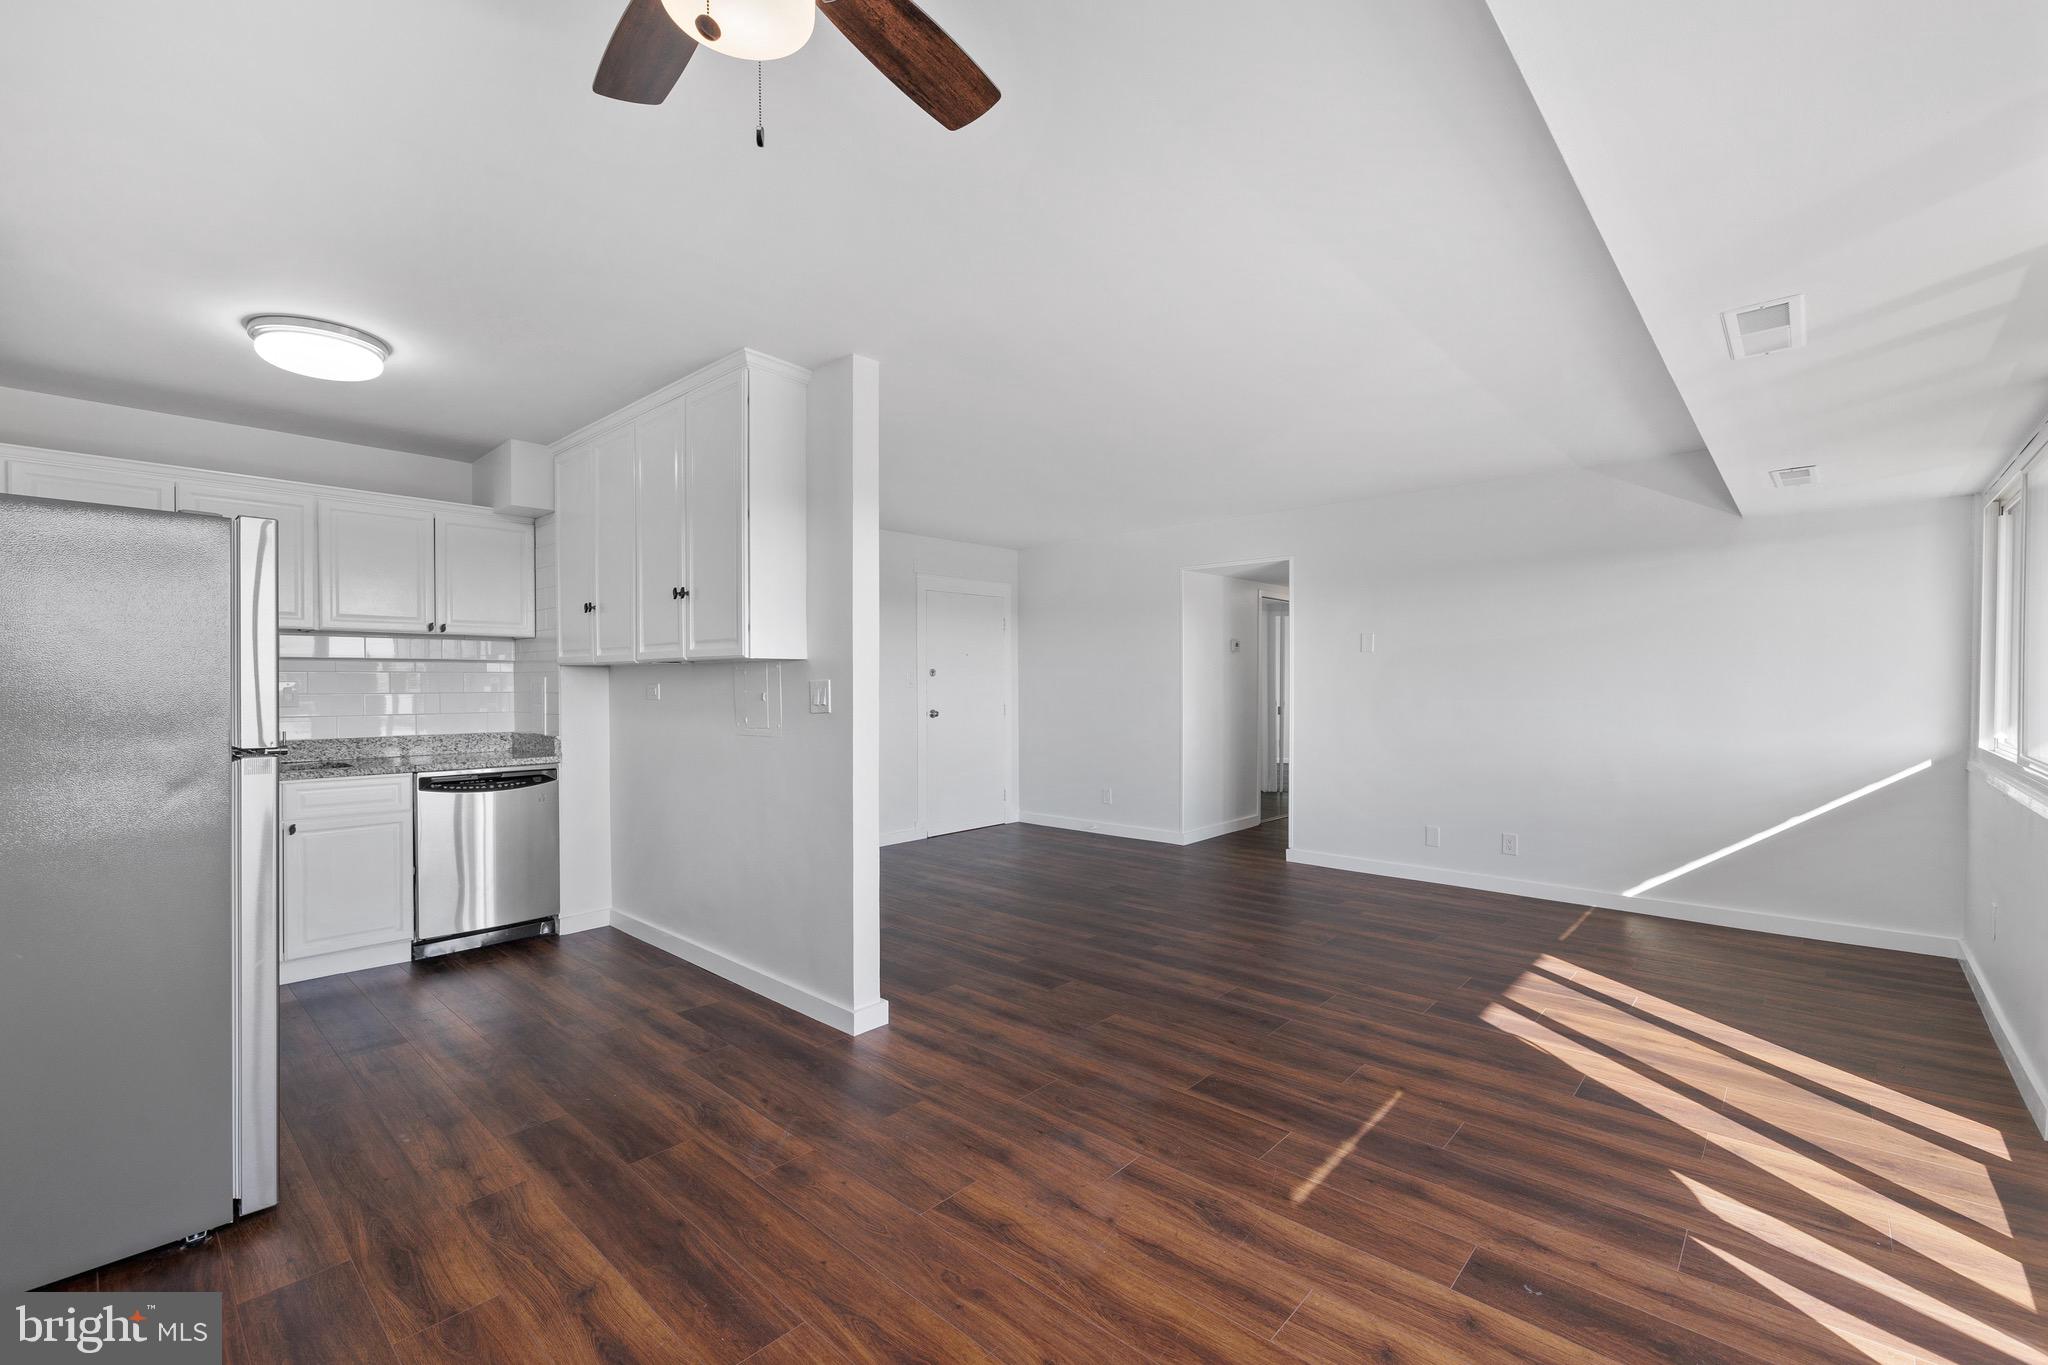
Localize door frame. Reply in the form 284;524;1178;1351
1253;597;1286;802
1180;555;1294;848
916;574;1020;838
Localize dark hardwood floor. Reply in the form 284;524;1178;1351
62;820;2048;1362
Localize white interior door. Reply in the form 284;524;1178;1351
921;586;1011;838
1260;600;1291;791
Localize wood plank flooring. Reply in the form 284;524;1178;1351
61;821;2048;1362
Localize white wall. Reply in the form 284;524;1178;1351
879;531;1019;842
1180;571;1264;841
1965;771;2048;1134
606;357;886;1034
1021;459;1972;954
0;384;476;502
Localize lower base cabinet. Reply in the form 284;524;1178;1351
281;775;414;984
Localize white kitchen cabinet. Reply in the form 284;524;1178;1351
318;498;438;633
436;511;535;638
553;349;809;666
177;480;319;630
593;427;639;664
280;776;414;983
555;442;598;663
633;401;687;661
6;455;176;509
680;371;747;660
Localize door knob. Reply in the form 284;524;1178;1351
286;824;297;835
929;709;940;718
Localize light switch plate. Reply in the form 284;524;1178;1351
809;679;832;714
644;682;661;701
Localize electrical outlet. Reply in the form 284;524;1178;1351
1501;833;1519;856
1424;825;1441;848
643;682;661;701
1361;633;1376;653
1100;785;1114;805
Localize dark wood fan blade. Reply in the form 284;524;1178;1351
594;0;697;104
818;0;1000;130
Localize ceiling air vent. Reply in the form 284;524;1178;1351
1768;465;1818;489
1722;294;1807;359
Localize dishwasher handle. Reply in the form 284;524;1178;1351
417;770;558;794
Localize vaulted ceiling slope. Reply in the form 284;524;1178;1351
1487;0;2048;516
0;1;1700;547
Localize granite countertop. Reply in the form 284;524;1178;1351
278;733;560;782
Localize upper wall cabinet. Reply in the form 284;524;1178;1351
554;350;808;666
176;480;319;630
1;446;538;639
318;499;438;633
5;455;176;509
436;512;536;637
319;498;536;637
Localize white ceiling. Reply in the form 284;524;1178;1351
1487;0;2048;516
0;0;1704;547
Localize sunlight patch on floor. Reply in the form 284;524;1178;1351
1480;999;2032;1309
1290;1090;1402;1205
1680;1177;2047;1365
1507;967;2009;1235
1537;954;2010;1159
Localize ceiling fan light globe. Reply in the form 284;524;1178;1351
659;0;814;60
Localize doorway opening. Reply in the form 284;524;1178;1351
1260;594;1291;824
1180;558;1291;846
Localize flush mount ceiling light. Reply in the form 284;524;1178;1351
244;315;390;382
659;0;815;60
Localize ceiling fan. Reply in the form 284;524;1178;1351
594;0;1000;131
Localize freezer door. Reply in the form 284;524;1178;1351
231;756;279;1214
231;515;281;752
0;494;235;1291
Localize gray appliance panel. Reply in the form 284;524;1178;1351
0;495;235;1290
414;768;561;943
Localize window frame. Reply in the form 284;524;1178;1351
1976;429;2048;797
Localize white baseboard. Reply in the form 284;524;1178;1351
1959;940;2048;1139
880;827;924;847
1021;811;1189;845
1284;847;1961;960
1182;813;1262;845
558;907;612;935
611;908;889;1035
281;941;412;985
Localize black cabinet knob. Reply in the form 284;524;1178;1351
929;709;940;718
286;823;297;835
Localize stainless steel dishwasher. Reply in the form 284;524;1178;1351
413;766;561;958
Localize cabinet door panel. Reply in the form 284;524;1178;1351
593;427;639;664
7;457;176;509
682;371;747;660
633;403;685;661
318;500;436;633
555;444;597;663
177;480;319;630
437;514;535;638
281;810;413;960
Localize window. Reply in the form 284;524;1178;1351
1978;438;2048;777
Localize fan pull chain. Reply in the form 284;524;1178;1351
756;62;765;147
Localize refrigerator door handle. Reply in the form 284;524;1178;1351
231;516;281;752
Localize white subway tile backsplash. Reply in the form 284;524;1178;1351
277;633;551;737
